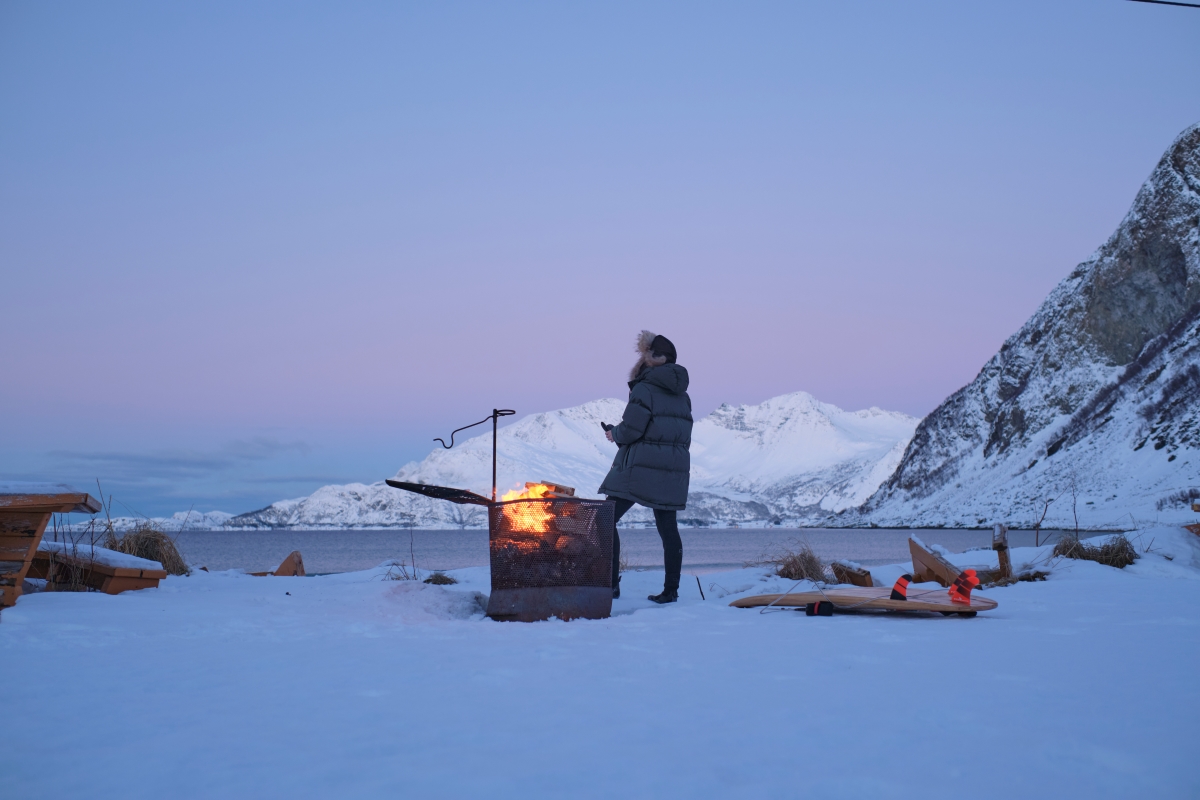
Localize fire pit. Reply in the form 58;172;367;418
486;483;614;622
386;478;615;622
386;409;614;622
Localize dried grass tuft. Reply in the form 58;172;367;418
423;572;457;585
383;560;418;581
103;523;189;575
1052;534;1138;569
768;541;831;582
45;552;92;592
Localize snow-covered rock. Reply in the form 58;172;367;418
226;393;918;529
855;123;1200;530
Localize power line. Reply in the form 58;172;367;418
1127;0;1200;9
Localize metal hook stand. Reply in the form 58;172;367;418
434;409;515;501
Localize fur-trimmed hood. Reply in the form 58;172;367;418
629;329;669;381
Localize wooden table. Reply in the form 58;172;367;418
0;484;102;609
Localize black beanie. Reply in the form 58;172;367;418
650;334;677;363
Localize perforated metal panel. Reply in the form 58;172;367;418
488;498;614;591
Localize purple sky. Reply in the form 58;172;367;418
3;1;1199;516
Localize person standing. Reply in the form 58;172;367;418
599;330;692;604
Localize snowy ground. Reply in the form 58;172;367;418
2;528;1198;799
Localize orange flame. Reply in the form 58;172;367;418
500;483;556;534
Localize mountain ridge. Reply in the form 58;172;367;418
853;122;1200;530
220;391;918;529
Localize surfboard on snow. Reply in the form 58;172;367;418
729;586;997;617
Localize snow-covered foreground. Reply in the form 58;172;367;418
3;529;1198;798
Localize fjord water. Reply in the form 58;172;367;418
172;528;1078;575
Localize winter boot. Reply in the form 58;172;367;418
612;578;621;600
647;588;678;604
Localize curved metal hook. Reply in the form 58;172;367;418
434;409;516;449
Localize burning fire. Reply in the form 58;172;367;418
500;483;556;534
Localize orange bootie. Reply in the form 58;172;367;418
949;569;979;605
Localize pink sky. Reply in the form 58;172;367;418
3;1;1198;514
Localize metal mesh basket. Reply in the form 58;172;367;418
488;498;614;591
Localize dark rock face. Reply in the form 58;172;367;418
857;123;1200;528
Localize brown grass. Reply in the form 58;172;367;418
103;523;190;575
1052;534;1138;569
767;541;831;582
44;550;92;592
383;560;418;581
423;572;457;585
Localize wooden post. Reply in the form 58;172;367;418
993;523;1012;581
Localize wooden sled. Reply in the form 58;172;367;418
730;586;997;617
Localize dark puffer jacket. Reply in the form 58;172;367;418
598;363;693;510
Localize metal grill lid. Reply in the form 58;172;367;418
384;480;493;506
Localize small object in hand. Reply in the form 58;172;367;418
600;422;614;432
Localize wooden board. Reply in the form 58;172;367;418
730;586;998;615
909;538;963;587
0;489;102;514
830;561;874;588
532;481;575;497
249;550;306;577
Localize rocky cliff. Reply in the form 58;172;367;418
857;123;1200;529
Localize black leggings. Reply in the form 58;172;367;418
609;497;683;592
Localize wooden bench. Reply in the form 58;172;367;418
1;484;102;609
27;543;167;594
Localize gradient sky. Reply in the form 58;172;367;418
3;1;1199;516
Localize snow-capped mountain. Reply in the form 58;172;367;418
81;510;236;533
225;393;918;529
855;123;1200;530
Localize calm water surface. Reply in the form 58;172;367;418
173;528;1082;575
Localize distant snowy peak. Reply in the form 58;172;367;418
693;392;918;496
393;398;628;499
226;391;918;528
93;510;235;533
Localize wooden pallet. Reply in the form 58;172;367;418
0;487;102;609
730;586;998;616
